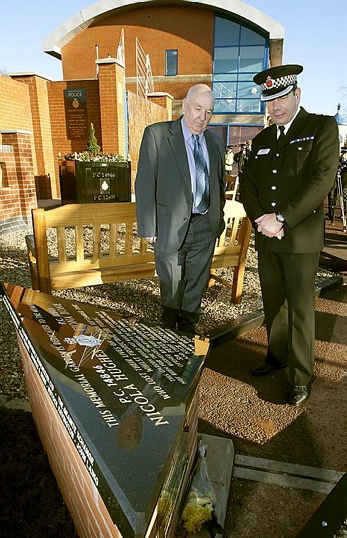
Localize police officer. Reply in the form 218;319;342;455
234;140;252;174
240;64;339;406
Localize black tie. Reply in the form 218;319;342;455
278;125;285;139
193;134;210;213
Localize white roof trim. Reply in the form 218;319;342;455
43;0;284;59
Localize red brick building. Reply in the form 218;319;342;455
1;0;284;233
44;0;284;138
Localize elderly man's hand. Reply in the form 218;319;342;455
255;214;284;239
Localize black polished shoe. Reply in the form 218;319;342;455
288;385;310;406
251;362;287;376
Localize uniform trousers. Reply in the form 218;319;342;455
154;212;215;315
258;250;320;386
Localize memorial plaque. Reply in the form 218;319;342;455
1;283;209;538
64;88;88;140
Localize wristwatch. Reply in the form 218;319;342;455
276;213;285;223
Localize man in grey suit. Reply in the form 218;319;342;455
135;84;226;335
240;64;339;406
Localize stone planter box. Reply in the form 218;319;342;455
59;159;131;204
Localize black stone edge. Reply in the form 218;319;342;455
208;276;345;347
0;282;210;536
296;473;347;538
0;283;134;536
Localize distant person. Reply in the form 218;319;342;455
234;139;252;174
225;146;234;174
328;147;347;223
135;84;226;335
240;64;339;406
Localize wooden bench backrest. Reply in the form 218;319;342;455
31;202;155;293
27;200;252;303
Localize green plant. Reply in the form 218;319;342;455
87;123;101;154
62;123;127;162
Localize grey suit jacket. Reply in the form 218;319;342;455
135;117;226;252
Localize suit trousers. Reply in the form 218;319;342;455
154;213;215;314
258;250;320;386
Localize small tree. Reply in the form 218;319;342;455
63;121;126;161
86;123;100;154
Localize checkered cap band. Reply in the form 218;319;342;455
261;74;297;91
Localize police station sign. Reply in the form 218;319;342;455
64;88;88;140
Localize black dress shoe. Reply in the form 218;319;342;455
251;362;287;376
288;385;310;406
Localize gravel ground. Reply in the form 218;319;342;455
0;226;338;401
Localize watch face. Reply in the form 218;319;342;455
276;213;285;223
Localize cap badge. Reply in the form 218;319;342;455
266;76;274;88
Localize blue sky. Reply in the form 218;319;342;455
1;0;346;117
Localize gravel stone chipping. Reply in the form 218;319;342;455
0;226;337;401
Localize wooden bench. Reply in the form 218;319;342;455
225;174;239;201
26;200;252;303
209;199;252;303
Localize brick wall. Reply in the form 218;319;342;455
14;75;56;193
0;131;37;233
128;91;171;188
0;144;21;230
0;76;38;233
61;5;213;104
0;55;171;232
97;58;127;156
0;75;34;132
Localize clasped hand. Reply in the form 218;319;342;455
255;213;284;240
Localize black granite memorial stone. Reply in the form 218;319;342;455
1;283;209;537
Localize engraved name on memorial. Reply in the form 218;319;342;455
2;284;208;537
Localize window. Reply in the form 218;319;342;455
213;15;268;114
165;50;178;76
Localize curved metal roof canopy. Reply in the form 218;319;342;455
43;0;285;59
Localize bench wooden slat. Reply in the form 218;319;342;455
76;225;84;262
48;252;156;274
109;223;117;257
92;225;101;264
125;223;132;256
50;264;157;290
57;227;67;263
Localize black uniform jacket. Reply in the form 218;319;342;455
240;107;339;253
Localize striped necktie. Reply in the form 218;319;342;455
193;134;210;213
